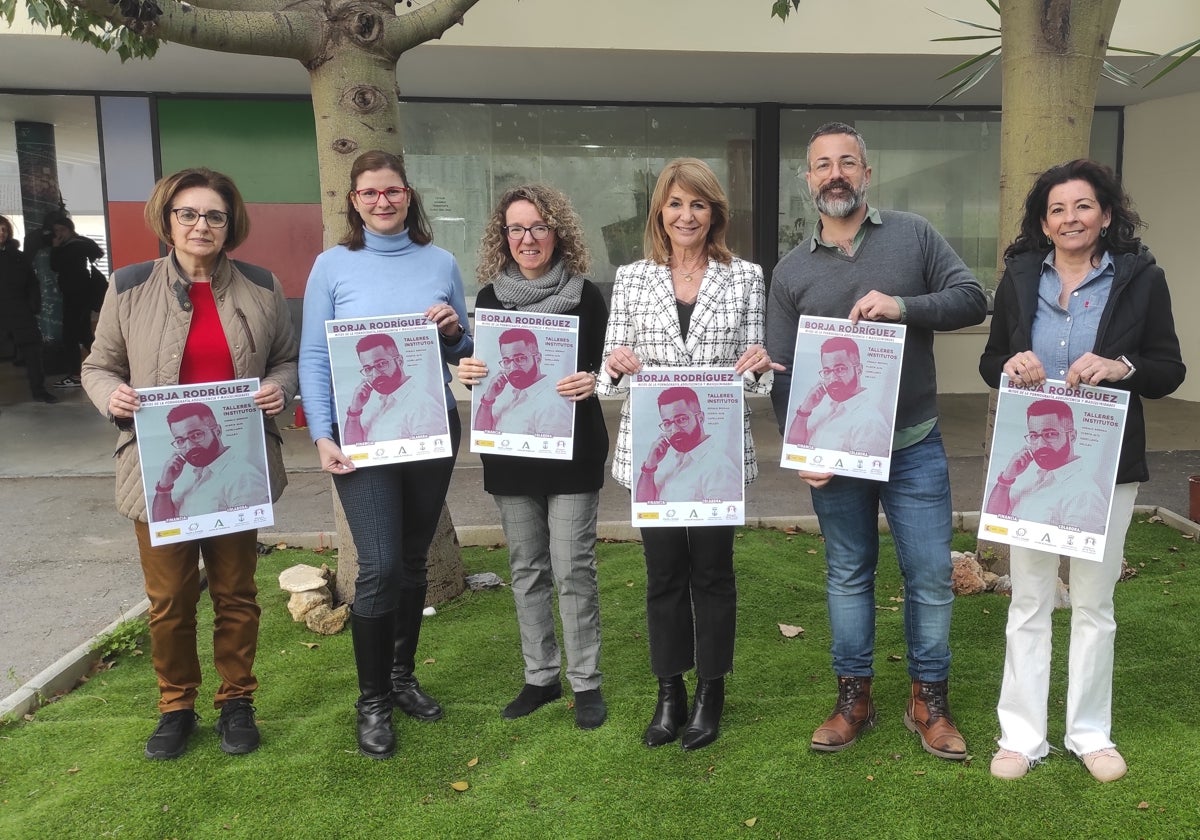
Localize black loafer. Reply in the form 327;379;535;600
501;682;562;719
573;689;607;730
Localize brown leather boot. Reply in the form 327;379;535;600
811;676;875;752
904;679;967;760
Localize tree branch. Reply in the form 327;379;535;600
383;0;481;54
68;0;322;60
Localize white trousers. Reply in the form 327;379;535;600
996;482;1138;760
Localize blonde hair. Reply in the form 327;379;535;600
476;184;591;284
643;158;733;265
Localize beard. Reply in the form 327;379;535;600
823;377;859;403
668;424;704;454
1030;441;1072;470
183;435;223;468
814;178;866;219
505;365;539;390
370;367;405;395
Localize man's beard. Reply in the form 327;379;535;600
824;376;858;403
370;367;405;395
814;179;866;219
668;424;704;454
1030;441;1071;470
183;435;222;468
506;365;539;390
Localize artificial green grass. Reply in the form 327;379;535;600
2;519;1198;839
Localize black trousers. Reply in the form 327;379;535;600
640;525;736;680
333;410;460;617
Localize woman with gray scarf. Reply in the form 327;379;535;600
458;184;610;730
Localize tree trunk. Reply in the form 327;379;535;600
979;0;1122;572
309;49;466;607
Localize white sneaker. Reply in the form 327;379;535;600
990;748;1031;780
1080;747;1127;782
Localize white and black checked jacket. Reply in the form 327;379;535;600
597;257;772;489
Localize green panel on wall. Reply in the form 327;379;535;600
158;99;320;203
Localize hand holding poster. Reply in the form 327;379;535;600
325;315;452;466
779;315;905;481
134;378;274;546
979;374;1128;561
630;367;744;527
469;308;578;460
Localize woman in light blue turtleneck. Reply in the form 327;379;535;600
299;150;472;759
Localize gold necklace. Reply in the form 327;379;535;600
672;255;706;283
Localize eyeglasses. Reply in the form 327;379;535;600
499;354;533;369
352;186;410;205
171;207;229;229
1024;429;1066;445
360;356;401;376
810;157;864;177
820;363;853;380
171;428;212;449
659;413;699;433
504;224;553;241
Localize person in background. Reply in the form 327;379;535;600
299;149;472;759
599;158;780;751
980;158;1185;783
767;121;986;761
48;211;104;388
0;214;56;403
457;184;609;729
81;167;298;760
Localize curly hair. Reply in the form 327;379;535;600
476;184;591;284
340;150;433;250
643;158;733;266
1006;158;1143;261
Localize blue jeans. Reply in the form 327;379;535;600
810;426;954;682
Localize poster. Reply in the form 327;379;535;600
630;366;745;527
779;315;905;481
325;315;452;467
134;378;273;546
979;374;1128;561
469;308;578;460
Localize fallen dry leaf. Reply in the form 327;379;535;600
301;642;319;650
66;766;80;775
450;781;470;792
423;658;436;665
1137;801;1149;810
866;775;875;781
876;606;900;612
467;757;479;768
807;549;818;555
778;623;805;638
887;654;902;661
743;816;758;827
275;542;288;550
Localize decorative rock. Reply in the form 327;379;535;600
305;603;350;635
465;572;506;591
287;587;332;621
992;574;1012;596
1054;578;1071;610
279;564;330;593
951;552;987;596
980;570;1000;591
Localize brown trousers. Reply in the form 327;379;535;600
134;521;261;713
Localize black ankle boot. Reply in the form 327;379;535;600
351;610;397;759
681;676;725;751
643;675;688;748
391;586;444;721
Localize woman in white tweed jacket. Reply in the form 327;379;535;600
598;158;781;751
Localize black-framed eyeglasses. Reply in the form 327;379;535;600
360;356;401;377
171;428;213;449
353;186;410;205
820;363;853;380
659;413;699;433
1024;429;1065;446
171;207;229;229
504;224;553;241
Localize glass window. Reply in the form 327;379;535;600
399;102;755;302
778;109;1120;298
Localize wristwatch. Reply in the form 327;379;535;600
1117;355;1136;380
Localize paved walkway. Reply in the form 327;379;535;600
2;361;1197;694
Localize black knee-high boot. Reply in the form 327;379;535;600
391;585;443;721
351;610;397;759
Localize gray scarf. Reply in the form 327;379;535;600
490;259;584;314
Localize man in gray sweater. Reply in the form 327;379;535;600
766;122;987;761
